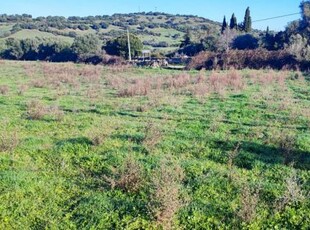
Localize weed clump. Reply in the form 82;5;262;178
103;155;144;193
143;121;162;153
275;169;306;212
17;84;28;96
237;183;260;223
148;158;186;229
0;130;19;153
26;100;64;121
0;85;9;95
26;100;47;120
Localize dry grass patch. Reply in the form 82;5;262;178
148;158;186;229
0;85;9;95
26;100;64;121
0;130;19;153
237;183;260;223
17;84;29;96
103;155;144;193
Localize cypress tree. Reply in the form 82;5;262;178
243;7;252;32
221;16;227;33
180;30;191;48
230;13;237;30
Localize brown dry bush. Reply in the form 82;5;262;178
47;105;64;121
41;62;80;89
26;100;64;121
186;51;215;70
108;73;194;98
208;72;227;96
0;85;9;95
117;78;152;97
17;84;28;96
148;158;186;229
26;100;47;120
0;130;19;153
143;121;162;152
190;83;209;98
188;49;300;70
106;75;125;90
30;79;46;88
23;63;38;78
237;183;260;223
169;73;191;89
227;69;245;91
79;65;102;84
103;155;144;193
274;169;306;212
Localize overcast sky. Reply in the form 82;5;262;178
0;0;302;31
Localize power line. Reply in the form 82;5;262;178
252;13;300;23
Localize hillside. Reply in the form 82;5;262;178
0;12;221;53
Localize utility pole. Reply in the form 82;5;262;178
127;27;132;62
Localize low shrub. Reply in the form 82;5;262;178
26;100;47;120
0;130;19;152
103;155;144;193
148;158;186;229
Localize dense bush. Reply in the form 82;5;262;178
187;49;307;70
232;34;259;50
2;37;76;62
105;34;143;58
72;34;100;57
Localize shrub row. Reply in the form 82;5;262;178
187;49;310;71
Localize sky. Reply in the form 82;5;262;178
0;0;302;31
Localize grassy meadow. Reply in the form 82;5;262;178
0;60;309;229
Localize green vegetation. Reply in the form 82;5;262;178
243;7;252;33
230;13;238;30
0;1;309;67
221;16;227;34
0;12;220;54
105;34;143;59
0;60;309;229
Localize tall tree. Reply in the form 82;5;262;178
243;7;252;33
221;16;227;33
105;34;143;58
180;30;192;48
299;0;310;37
230;13;238;30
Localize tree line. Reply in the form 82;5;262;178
1;33;143;64
180;1;310;69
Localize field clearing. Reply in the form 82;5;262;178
0;24;13;36
4;29;74;43
0;60;309;229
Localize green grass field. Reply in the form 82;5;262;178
6;29;74;43
0;60;309;229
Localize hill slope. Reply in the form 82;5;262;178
0;12;221;53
